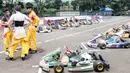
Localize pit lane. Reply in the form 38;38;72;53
0;16;130;73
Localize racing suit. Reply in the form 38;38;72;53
9;12;30;58
27;11;40;51
1;15;13;52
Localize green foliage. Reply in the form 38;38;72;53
18;1;24;9
54;0;62;9
71;0;130;13
71;1;78;10
1;0;130;16
26;2;33;8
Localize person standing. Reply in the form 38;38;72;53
6;6;32;61
0;8;13;55
26;6;40;54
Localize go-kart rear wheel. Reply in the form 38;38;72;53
93;60;105;72
124;43;130;48
54;65;64;73
71;61;77;66
129;33;130;38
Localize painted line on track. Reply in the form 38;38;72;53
44;19;130;43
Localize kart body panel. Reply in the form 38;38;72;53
87;34;130;48
106;35;130;48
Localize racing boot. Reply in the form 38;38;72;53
25;54;28;57
29;48;33;54
6;57;14;61
21;57;26;61
30;50;37;54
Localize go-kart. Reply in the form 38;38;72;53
37;25;52;33
105;35;130;48
58;24;67;30
51;24;67;30
38;45;110;73
67;45;110;72
116;25;130;38
87;34;130;49
38;48;69;73
87;34;107;49
80;20;92;25
91;16;100;24
105;25;130;38
68;20;80;27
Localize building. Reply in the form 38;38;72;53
56;4;80;16
56;11;80;17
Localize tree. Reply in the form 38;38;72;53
18;1;24;9
71;0;109;11
33;0;45;14
26;2;33;8
71;1;78;10
0;0;3;15
44;0;55;8
0;0;3;8
63;1;69;6
54;0;62;9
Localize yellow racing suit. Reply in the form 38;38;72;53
27;11;40;51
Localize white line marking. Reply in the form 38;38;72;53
37;42;42;44
32;65;39;68
44;19;130;43
44;39;55;42
0;51;4;54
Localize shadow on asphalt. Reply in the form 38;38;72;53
68;70;94;73
37;48;46;53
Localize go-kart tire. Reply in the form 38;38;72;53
54;65;64;73
51;30;53;32
99;44;106;49
39;27;43;31
71;61;77;67
93;60;105;72
129;34;130;38
124;43;130;48
37;30;40;33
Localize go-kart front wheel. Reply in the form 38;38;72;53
98;44;106;49
93;60;105;72
37;30;40;33
54;65;64;73
124;43;130;48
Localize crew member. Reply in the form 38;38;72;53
0;8;13;55
26;6;40;54
6;6;32;61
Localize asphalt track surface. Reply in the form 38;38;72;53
0;16;130;73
